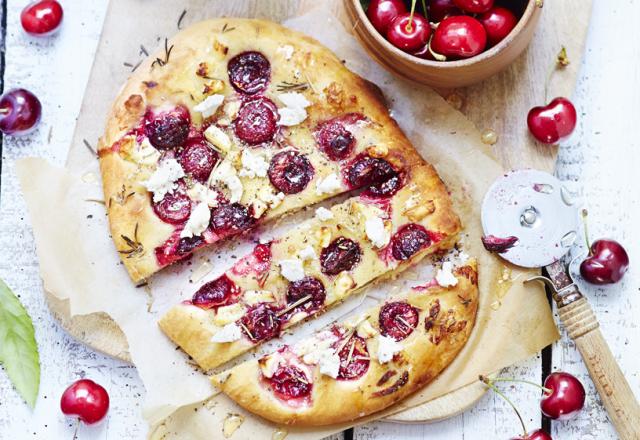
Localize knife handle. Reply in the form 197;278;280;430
558;297;640;440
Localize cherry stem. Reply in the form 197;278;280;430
480;376;528;437
490;377;553;395
406;0;417;33
581;209;592;254
72;418;81;440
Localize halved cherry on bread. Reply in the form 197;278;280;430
178;137;219;182
316;119;356;161
390;223;432;260
267;364;312;400
152;189;192;224
336;334;370;380
228;51;271;95
144;106;191;150
192;275;240;309
346;154;398;190
268;150;315;194
320;237;362;275
233;97;278;145
284;277;327;318
379;301;419;341
239;303;282;342
210;203;255;237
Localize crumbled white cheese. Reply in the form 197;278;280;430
277;92;312;127
315;207;334;221
298;245;317;261
210;323;242;343
187;182;219;208
203;125;232;154
208;160;243;203
318;350;341;379
131;138;160;165
278;44;295;60
257;187;285;209
316;173;343;195
357;320;379;339
278;259;305;282
243;290;275;305
180;203;211;238
238;149;269;178
365;216;390;249
143;159;185;202
213;303;246;326
457;251;470;264
194;94;225;118
260;354;282;379
436;261;459;287
377;334;403;364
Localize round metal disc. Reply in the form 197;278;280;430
481;169;579;268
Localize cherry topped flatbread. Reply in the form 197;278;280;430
212;260;479;426
98;18;453;283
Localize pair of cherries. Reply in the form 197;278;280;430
367;0;519;60
0;1;63;136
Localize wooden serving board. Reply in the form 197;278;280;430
46;0;592;425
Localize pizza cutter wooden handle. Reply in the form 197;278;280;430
558;297;640;440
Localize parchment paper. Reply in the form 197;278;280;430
17;2;559;439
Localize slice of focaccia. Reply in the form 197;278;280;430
99;18;452;283
159;160;461;370
211;260;479;426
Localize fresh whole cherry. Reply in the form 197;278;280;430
60;379;110;425
21;0;64;36
511;429;553;440
580;239;629;285
386;12;431;53
430;16;487;60
366;0;407;34
453;0;494;14
478;6;518;47
540;372;586;420
527;97;577;144
0;88;42;135
428;0;462;23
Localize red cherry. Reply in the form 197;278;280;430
527;97;577;144
478;6;518;47
511;429;553;440
580;239;629;284
366;0;407;34
21;0;63;36
540;372;586;420
431;16;487;60
453;0;494;14
0;89;42;135
60;379;110;425
428;0;462;22
386;13;431;53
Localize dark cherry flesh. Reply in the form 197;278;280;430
152;190;192;224
431;16;488;60
336;335;370;380
362;170;403;198
511;430;552;440
346;155;397;190
192;275;239;309
428;0;462;22
453;0;494;13
60;379;110;425
284;277;326;317
386;13;431;53
481;234;518;253
540;372;586;421
210;203;255;236
239;304;281;342
144;106;191;150
379;301;419;341
316;119;356;161
527;97;577;144
320;237;362;275
233;97;278;145
175;235;205;256
21;0;63;36
479;6;518;47
580;239;629;285
178;137;218;182
366;0;407;34
227;51;271;95
0;89;42;135
268;150;314;194
390;223;431;260
268;365;312;400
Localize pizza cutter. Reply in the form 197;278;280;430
482;169;640;440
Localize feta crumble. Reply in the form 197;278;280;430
143;158;185;202
315;207;334;221
278;259;305;282
208;160;243;203
187;183;219;208
298;245;317;261
436;261;459;287
316;173;343;195
365;216;390;248
180;203;211;238
194;94;225;118
211;323;242;343
238;149;269;178
377;334;403;364
277;92;312;127
318;350;341;379
278;44;295;60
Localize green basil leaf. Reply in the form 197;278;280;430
0;278;40;408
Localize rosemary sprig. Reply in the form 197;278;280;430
151;38;174;68
177;9;187;30
83;139;97;156
276;81;309;93
119;223;144;258
221;23;236;33
276;294;312;317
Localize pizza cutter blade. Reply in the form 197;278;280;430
481;169;579;268
481;169;640;439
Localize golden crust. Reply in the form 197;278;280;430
99;18;460;283
159;157;460;371
211;261;479;426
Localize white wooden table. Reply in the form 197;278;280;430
0;1;638;439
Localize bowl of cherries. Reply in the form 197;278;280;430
345;0;543;87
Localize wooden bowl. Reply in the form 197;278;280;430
344;0;543;88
